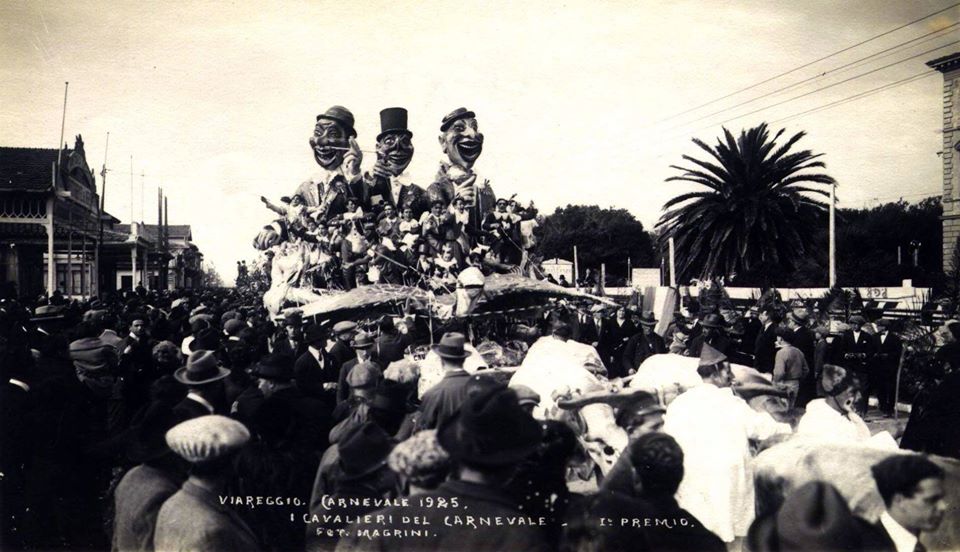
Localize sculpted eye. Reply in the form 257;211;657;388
454;122;465;132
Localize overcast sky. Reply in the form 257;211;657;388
1;0;956;283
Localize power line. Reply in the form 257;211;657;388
651;1;960;124
664;25;958;131
675;40;957;137
769;70;937;124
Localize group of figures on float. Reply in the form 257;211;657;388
253;106;541;314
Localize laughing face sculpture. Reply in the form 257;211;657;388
309;105;356;171
439;107;484;170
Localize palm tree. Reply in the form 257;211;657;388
656;123;834;285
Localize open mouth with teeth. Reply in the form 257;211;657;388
386;151;412;166
455;139;483;162
314;145;342;166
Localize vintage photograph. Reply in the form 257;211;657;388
1;1;958;550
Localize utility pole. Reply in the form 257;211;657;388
668;237;677;287
573;246;579;291
829;180;836;288
55;82;69;185
129;155;134;223
97;132;109;297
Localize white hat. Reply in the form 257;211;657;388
457;267;485;288
165;415;250;464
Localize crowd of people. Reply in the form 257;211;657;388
0;101;957;550
1;279;957;552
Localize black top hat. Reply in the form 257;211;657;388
252;353;295;382
432;332;472;360
174;350;231;385
438;387;543;467
338;422;395;481
316;105;357;138
377;107;412;141
440;107;476;132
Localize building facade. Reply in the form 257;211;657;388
928;52;960;272
1;136;205;299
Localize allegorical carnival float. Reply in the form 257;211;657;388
247;105;960;547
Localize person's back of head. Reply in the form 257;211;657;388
628;432;684;499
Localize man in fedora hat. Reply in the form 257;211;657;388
621;311;667;374
687;312;732;359
662;344;791;543
295;105;365;216
427;108;497;236
362;107;429;219
414;332;473;431
294;323;337;399
336;331;381;404
339;387;547;552
172;350;231;422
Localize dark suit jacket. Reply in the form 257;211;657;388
837;330;877;369
688;332;732;359
856;519;900;552
900;371;960;459
414;369;471;431
171;396;214;424
876;332;903;368
792;326;816;366
754;323;779;373
363;174;429;218
374;332;408;366
621;331;667;372
293;349;337;399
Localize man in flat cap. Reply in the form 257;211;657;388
427;108;497;238
362;107;429;219
154;415;259;551
295;105;366;219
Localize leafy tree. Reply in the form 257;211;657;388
537;205;655;279
656;123;834;285
200;264;225;288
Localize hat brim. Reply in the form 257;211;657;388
377;129;412;142
702;321;727;329
437;410;541;467
432;346;472;360
352;342;374;349
440;110;476;132
316;115;357;138
30;313;65;322
639;319;658;326
173;366;231;386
